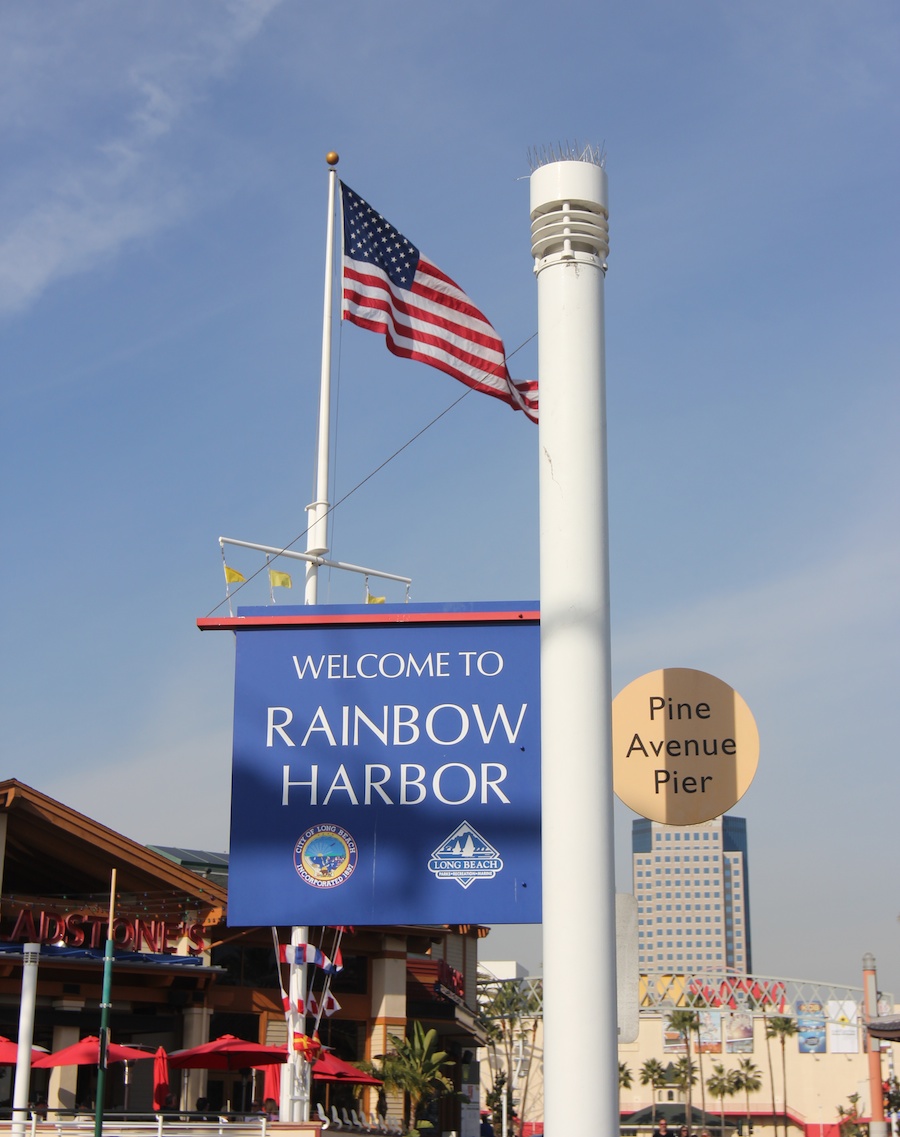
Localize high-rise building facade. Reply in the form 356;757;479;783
632;815;751;973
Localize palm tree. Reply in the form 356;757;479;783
733;1058;762;1135
759;998;778;1137
619;1063;634;1130
706;1063;739;1137
766;1017;798;1137
837;1093;864;1137
364;1020;455;1132
693;1010;708;1126
478;978;542;1134
641;1058;668;1127
673;1056;698;1129
668;1010;699;1134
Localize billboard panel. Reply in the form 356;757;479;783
826;1000;859;1054
797;1000;827;1053
227;603;541;926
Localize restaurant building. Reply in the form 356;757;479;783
0;779;487;1132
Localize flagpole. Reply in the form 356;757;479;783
305;152;340;605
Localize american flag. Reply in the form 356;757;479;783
340;182;538;422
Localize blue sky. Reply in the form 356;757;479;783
2;1;899;996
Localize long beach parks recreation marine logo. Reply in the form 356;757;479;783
428;822;503;889
294;824;358;888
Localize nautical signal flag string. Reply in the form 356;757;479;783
340;182;538;423
266;554;292;603
364;575;386;604
279;989;341;1018
272;927;303;1038
278;942;343;974
292;1033;322;1058
272;928;345;1055
309;991;341;1018
306;925;347;1035
220;545;247;616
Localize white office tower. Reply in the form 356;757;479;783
632;815;752;973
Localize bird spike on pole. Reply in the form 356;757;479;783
527;140;606;172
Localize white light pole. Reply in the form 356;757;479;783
12;943;40;1137
531;151;616;1137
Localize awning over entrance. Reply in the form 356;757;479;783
867;1014;900;1040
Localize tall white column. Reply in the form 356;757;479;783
530;155;616;1137
11;943;39;1137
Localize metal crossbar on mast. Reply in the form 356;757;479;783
219;537;411;587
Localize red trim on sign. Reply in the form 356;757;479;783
197;610;539;632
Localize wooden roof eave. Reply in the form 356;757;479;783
0;779;228;911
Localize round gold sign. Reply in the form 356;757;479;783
612;668;759;825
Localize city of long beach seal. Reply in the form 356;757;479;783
294;824;358;888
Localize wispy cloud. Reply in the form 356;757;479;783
615;507;900;701
0;0;281;316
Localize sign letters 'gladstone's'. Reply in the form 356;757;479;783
227;604;541;927
611;667;759;825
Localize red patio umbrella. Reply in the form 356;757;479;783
260;1061;281;1107
312;1051;382;1085
0;1037;41;1065
152;1047;170;1111
168;1035;287;1071
32;1036;154;1067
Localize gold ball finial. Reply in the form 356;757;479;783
326;151;339;167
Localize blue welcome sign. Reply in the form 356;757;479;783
226;602;541;926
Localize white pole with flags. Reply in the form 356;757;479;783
278;926;311;1122
305;152;340;605
530;151;616;1137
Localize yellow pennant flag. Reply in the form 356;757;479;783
366;592;386;604
269;569;292;589
224;565;246;584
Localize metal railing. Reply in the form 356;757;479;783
2;1114;283;1137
